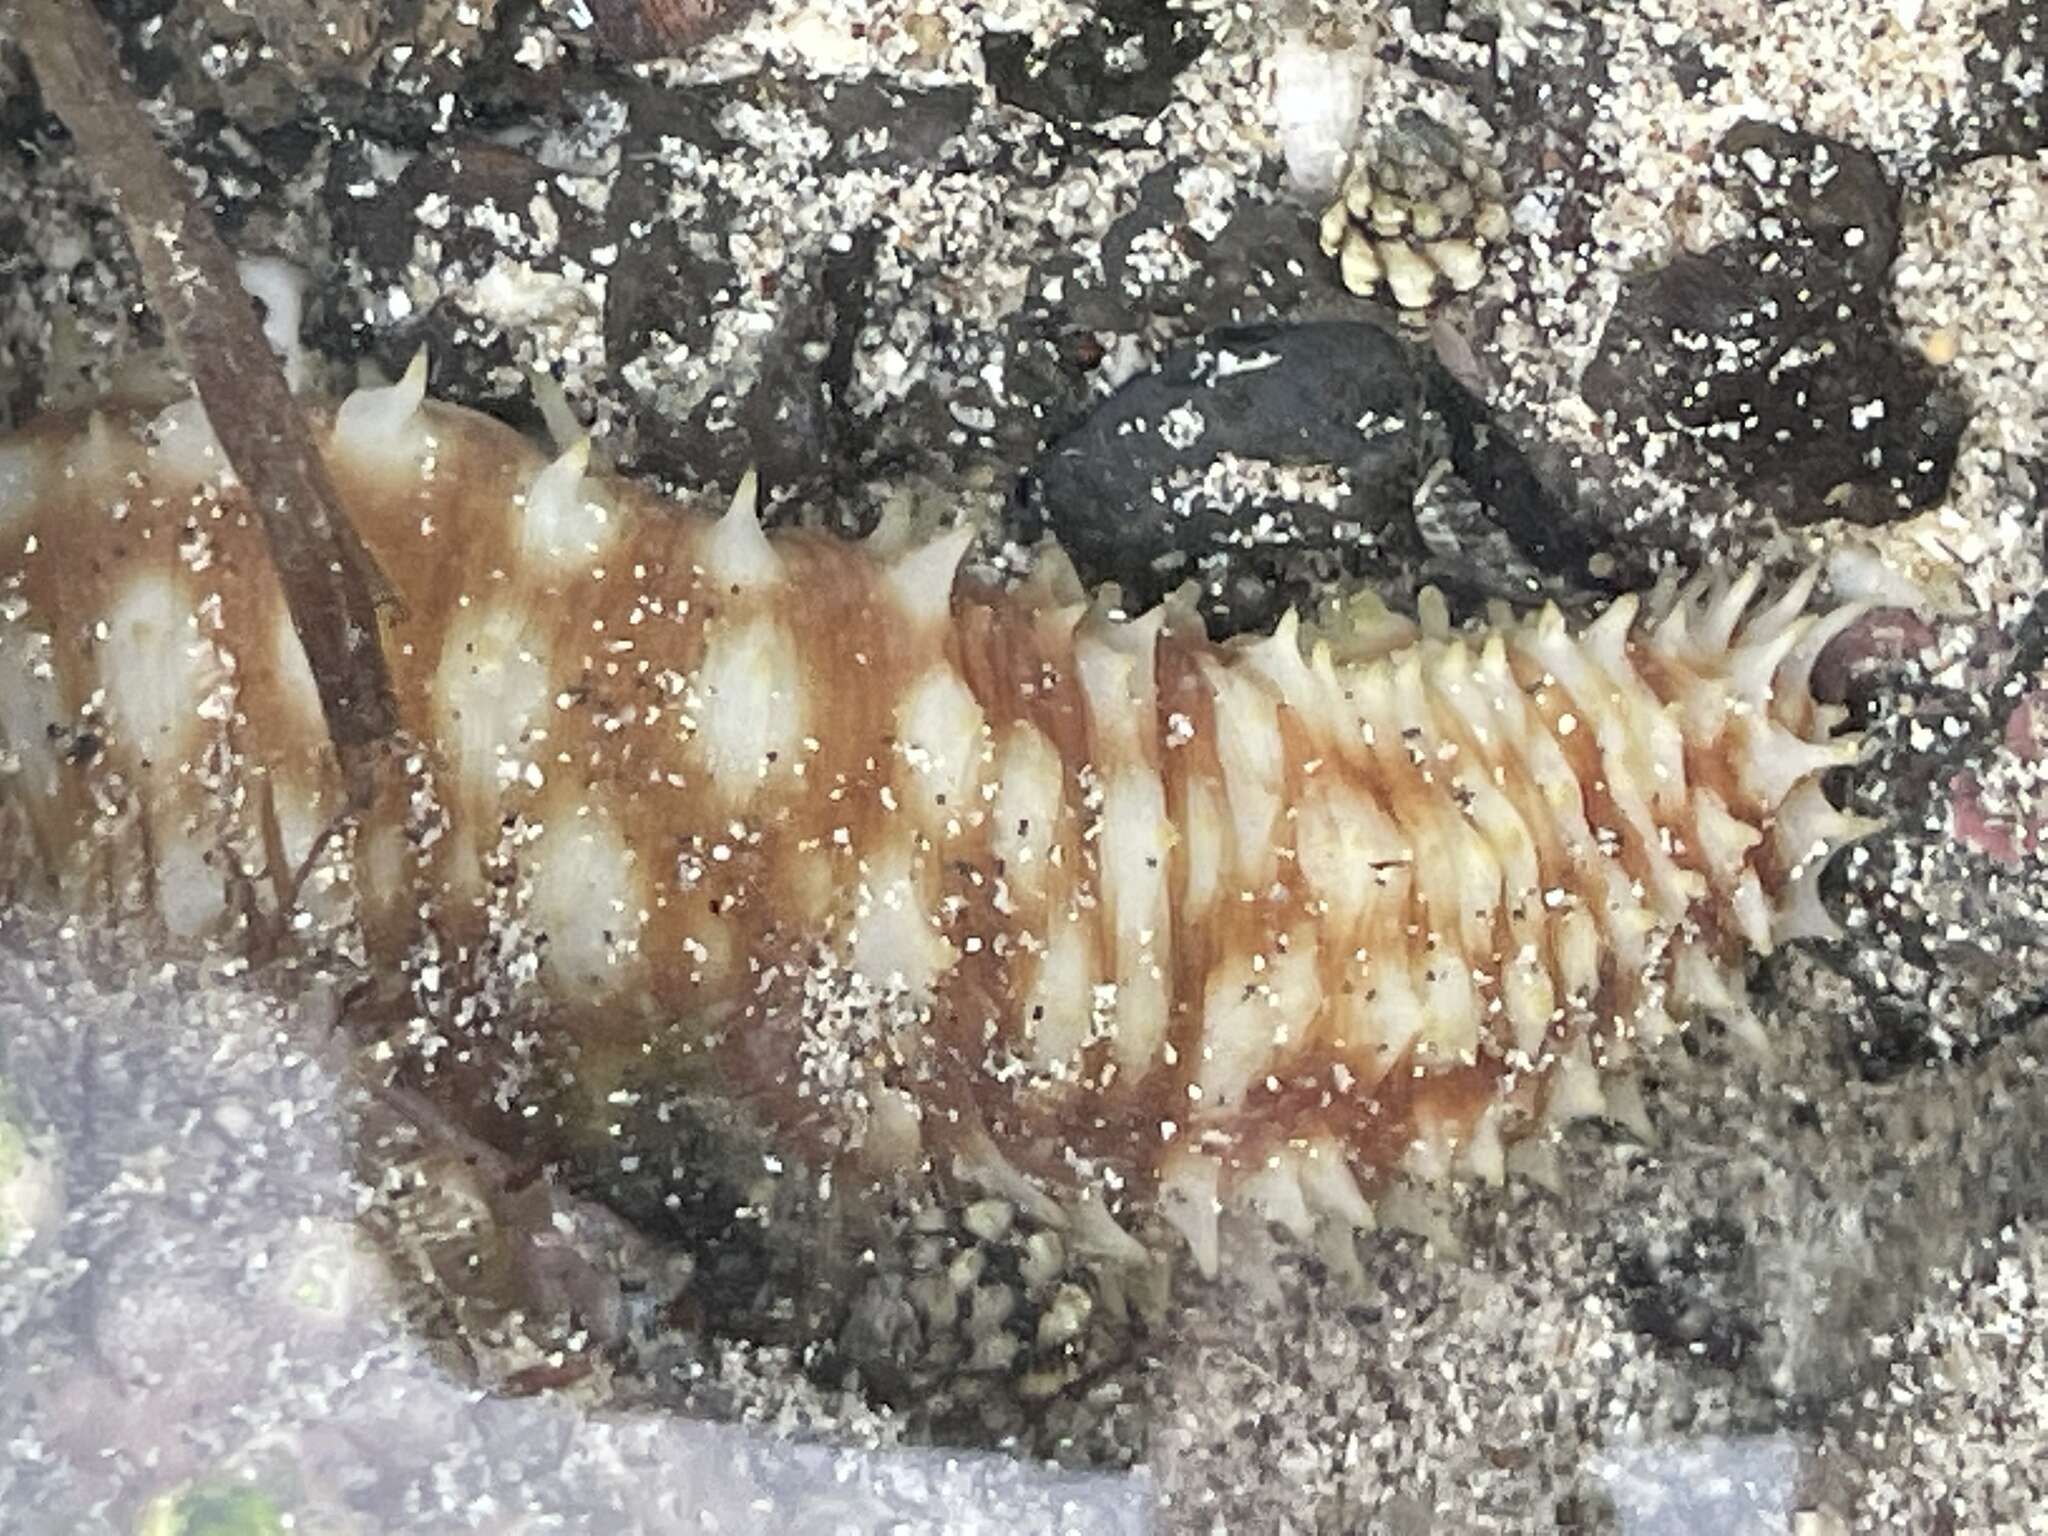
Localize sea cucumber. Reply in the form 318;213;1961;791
0;363;1877;1276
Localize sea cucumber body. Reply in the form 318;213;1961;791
0;377;1872;1272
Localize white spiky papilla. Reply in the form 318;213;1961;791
332;349;430;471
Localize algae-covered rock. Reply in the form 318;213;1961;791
136;1482;288;1536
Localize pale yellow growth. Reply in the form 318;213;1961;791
432;602;553;802
1731;868;1775;953
526;808;645;999
1455;764;1541;899
894;665;989;830
1772;864;1839;946
1201;658;1286;893
1415;949;1480;1061
1195;932;1323;1107
693;615;807;803
1240;1154;1314;1240
330;351;429;474
702;468;780;589
1522;611;1701;914
988;723;1064;903
1597;863;1656;974
99;573;213;755
1456;1104;1507;1186
1073;631;1140;763
1545;1036;1606;1124
1331;918;1427;1086
1670;939;1740;1017
1067;1190;1150;1267
884;525;973;629
143;399;226;490
847;842;954;995
1728;616;1814;707
1023;910;1097;1071
1691;786;1763;890
1097;766;1173;1075
1157;1147;1222;1279
1178;776;1226;924
1297;1138;1375;1229
1739;723;1861;808
1501;941;1557;1058
1445;815;1506;959
1074;616;1166;766
518;439;614;570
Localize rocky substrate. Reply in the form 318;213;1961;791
2;0;2046;1530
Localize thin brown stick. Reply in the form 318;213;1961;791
9;0;400;805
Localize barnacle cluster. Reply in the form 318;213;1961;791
1318;109;1511;310
842;1191;1144;1425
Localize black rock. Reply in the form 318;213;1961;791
1613;1215;1760;1373
1938;0;2048;165
1406;0;1453;33
815;77;979;173
1084;168;1356;333
601;77;985;493
1021;320;1599;637
602;85;785;489
979;178;1365;489
1023;321;1441;635
1582;124;1967;527
983;0;1208;135
318;132;605;439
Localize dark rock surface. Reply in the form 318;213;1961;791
1024;318;1600;636
582;0;767;63
1939;0;2048;166
1613;1215;1759;1373
1024;320;1446;634
1582;124;1967;528
983;0;1208;133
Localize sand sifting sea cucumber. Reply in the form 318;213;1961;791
0;360;1879;1277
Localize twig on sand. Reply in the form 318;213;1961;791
8;0;400;807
